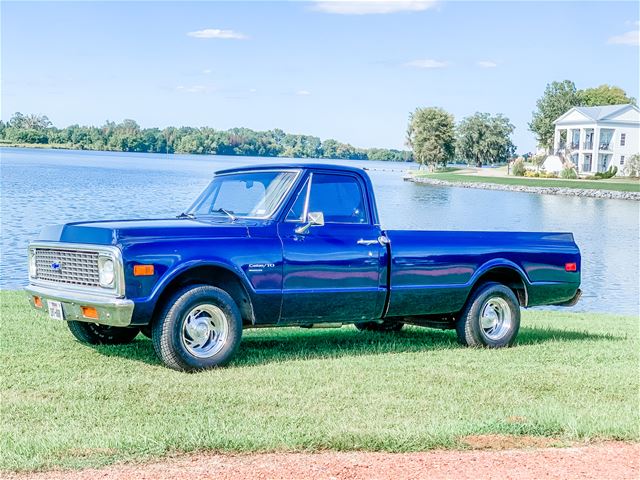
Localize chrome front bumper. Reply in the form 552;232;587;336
25;284;134;327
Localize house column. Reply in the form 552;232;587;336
553;128;561;154
592;127;600;173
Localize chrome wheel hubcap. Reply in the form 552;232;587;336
181;304;228;358
480;297;512;341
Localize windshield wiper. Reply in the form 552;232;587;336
176;212;195;219
212;208;236;221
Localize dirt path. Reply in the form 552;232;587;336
9;442;639;480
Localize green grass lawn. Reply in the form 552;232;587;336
413;172;640;192
1;290;638;472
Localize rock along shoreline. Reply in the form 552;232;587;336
406;176;640;201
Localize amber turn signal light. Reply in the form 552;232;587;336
565;262;577;272
33;296;43;308
81;306;99;319
133;264;155;276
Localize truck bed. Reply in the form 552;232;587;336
384;230;581;317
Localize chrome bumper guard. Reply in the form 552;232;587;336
25;284;134;327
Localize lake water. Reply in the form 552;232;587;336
1;147;638;316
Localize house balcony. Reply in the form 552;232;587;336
599;143;611;151
583;141;593;150
570;142;580;150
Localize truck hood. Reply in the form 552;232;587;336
37;218;253;246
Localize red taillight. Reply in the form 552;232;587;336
565;262;577;272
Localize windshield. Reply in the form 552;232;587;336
186;170;300;219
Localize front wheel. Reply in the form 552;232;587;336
151;285;243;371
67;321;140;345
456;282;520;348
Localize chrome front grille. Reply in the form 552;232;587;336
35;248;100;287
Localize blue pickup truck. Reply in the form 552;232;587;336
26;164;581;371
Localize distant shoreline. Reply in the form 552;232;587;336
0;142;414;163
407;175;640;201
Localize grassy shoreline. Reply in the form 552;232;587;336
1;290;638;472
410;171;640;192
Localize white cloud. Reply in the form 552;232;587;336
202;69;212;74
187;29;248;40
296;90;312;96
312;0;437;15
608;29;639;46
249;88;257;93
403;59;448;69
477;60;497;68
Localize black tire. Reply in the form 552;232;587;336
355;320;404;332
67;321;140;345
151;284;243;372
456;282;520;348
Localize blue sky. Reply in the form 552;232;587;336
2;1;639;153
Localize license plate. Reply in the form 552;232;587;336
47;300;64;320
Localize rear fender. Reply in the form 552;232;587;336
468;259;531;306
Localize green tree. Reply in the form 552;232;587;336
580;85;636;106
456;113;516;167
406;107;455;168
0;112;412;161
529;80;581;151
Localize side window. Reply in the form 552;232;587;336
308;174;367;224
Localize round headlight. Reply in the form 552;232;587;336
99;258;115;287
29;252;37;278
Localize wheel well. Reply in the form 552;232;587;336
152;266;255;325
472;267;528;306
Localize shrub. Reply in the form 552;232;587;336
560;166;578;179
594;166;618;179
623;154;640;177
511;159;526;176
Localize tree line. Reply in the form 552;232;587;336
0;113;412;162
405;83;635;169
406;108;516;168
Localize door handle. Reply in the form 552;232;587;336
357;239;379;246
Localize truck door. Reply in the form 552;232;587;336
277;171;387;323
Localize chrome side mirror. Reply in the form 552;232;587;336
295;211;324;234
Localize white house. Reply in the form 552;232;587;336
552;104;639;175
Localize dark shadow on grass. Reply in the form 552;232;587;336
516;326;623;345
88;324;622;368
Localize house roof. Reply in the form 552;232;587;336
555;103;639;124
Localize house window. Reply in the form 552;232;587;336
620;133;626;146
620;156;625;165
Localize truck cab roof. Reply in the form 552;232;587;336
215;163;368;176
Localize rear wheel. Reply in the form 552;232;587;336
456;282;520;348
67;321;140;345
355;320;404;332
151;285;243;371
